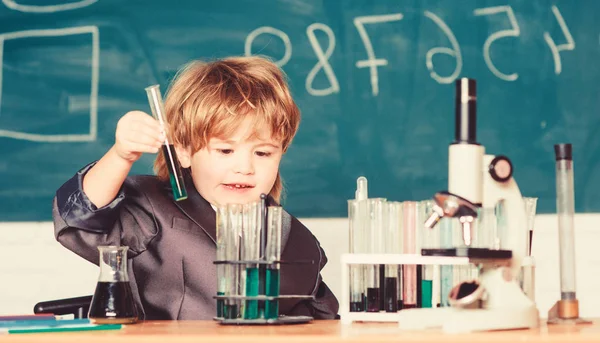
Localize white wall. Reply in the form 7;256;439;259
1;214;599;318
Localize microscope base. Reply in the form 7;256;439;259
397;306;539;333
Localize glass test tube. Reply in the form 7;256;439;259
215;205;228;318
555;143;577;300
419;200;436;308
366;198;386;312
348;199;366;312
265;206;283;319
439;217;453;307
449;216;470;287
242;202;260;319
145;85;187;201
495;200;508;250
522;197;538;302
257;194;268;317
224;204;242;319
523;197;538;256
384;202;402;312
402;201;417;309
476;207;497;249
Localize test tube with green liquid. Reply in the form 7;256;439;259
419;200;434;308
265;206;283;319
215;205;228;318
224;204;243;319
242;202;260;319
145;85;187;201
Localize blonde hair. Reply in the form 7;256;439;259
153;56;301;202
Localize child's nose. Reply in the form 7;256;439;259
233;154;254;175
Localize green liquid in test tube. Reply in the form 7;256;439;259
265;206;283;319
419;200;435;308
215;205;227;318
421;279;433;308
244;267;259;318
224;204;242;319
145;85;187;201
242;202;261;319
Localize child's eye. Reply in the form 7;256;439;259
255;151;272;157
217;149;233;155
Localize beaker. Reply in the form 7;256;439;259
88;246;138;324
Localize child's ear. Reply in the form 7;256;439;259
175;145;192;168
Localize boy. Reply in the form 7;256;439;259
52;56;339;320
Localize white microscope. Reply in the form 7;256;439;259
397;78;539;333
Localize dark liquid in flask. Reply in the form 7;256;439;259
88;281;138;324
384;277;398;312
350;295;365;312
162;144;187;201
366;287;380;312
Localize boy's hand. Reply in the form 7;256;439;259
114;111;165;162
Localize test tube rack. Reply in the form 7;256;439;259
213;259;315;325
339;253;534;324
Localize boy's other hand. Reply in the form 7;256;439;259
114;111;165;162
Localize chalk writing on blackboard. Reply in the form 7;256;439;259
0;26;99;142
245;5;577;94
306;23;338;96
2;0;96;13
543;5;575;75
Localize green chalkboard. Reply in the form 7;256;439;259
0;0;598;221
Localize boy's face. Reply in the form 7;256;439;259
177;118;283;206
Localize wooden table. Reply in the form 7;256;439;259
2;319;600;343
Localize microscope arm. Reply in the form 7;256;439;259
482;155;527;277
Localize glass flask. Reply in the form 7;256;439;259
88;246;138;324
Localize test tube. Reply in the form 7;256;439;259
258;194;268;317
348;199;366;312
523;197;538;256
522;197;538;301
265;206;283;319
476;207;496;249
419;200;435;308
554;143;577;301
439;217;453;307
366;198;386;312
351;177;368;312
145;85;187;201
402;201;417;309
495;200;507;250
384;202;402;312
215;205;228;318
224;204;242;319
451;215;473;289
242;202;260;319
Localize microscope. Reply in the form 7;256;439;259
397;78;539;333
